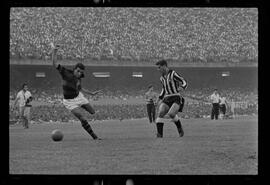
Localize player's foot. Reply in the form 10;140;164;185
90;133;97;139
94;137;102;140
156;133;163;138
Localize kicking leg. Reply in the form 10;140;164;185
81;103;95;114
71;107;100;140
168;103;184;137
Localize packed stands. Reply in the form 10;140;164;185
10;8;257;63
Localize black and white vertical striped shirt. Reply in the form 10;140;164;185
158;69;187;100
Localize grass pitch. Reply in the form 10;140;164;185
9;116;257;175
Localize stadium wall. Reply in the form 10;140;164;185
10;64;258;92
10;59;258;68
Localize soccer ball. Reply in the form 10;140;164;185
51;129;63;142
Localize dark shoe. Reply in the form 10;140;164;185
90;132;100;140
157;133;163;138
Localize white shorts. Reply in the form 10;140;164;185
63;92;89;111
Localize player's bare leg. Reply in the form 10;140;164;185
168;103;184;137
155;103;169;138
81;104;95;115
71;107;101;140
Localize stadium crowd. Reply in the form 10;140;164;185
10;8;257;63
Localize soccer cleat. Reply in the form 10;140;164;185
156;133;163;138
90;132;101;140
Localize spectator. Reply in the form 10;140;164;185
10;8;257;63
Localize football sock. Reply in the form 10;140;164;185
81;120;98;139
156;122;164;137
174;120;184;137
174;120;181;129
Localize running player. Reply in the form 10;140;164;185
155;60;187;138
51;44;102;140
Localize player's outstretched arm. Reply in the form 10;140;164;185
81;88;103;96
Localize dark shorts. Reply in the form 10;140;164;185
220;104;226;114
162;95;185;112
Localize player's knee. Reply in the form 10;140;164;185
158;109;166;117
72;112;85;122
157;112;165;118
167;113;176;119
82;104;95;114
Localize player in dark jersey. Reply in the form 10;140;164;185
155;60;187;138
52;44;102;140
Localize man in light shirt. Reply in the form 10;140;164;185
210;88;220;120
13;83;33;128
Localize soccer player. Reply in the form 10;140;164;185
51;44;102;140
155;60;187;138
210;89;220;120
13;83;33;129
145;85;157;123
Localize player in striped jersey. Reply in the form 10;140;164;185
155;60;187;138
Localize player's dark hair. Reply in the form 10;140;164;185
21;83;27;89
155;60;167;66
74;63;85;70
18;83;28;92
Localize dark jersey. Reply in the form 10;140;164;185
56;64;84;99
